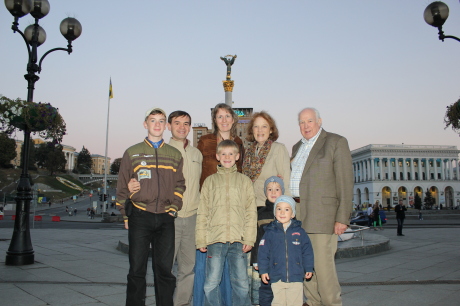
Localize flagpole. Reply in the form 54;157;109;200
103;78;112;215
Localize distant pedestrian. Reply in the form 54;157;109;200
48;201;51;208
90;209;95;219
74;208;77;216
395;200;407;236
367;204;373;227
373;203;383;230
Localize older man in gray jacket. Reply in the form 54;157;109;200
291;108;353;306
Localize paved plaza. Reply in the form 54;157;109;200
0;208;459;305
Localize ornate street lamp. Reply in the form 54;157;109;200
4;0;82;266
424;1;460;42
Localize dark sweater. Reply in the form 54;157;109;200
251;199;275;265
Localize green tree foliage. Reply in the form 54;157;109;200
423;188;435;210
110;157;122;174
20;139;37;170
414;193;422;210
77;146;92;174
0;132;16;168
35;142;66;176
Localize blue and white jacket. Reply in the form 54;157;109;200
258;219;314;283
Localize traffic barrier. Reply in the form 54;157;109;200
34;215;42;221
12;215;16;220
0;215;3;220
51;216;60;222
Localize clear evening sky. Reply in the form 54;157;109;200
2;0;460;161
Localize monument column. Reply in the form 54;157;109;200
221;54;237;106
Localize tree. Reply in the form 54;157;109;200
0;132;16;168
423;188;435;210
414;193;422;210
110;157;122;174
35;142;66;176
76;146;92;173
20;138;37;170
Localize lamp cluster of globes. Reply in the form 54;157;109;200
4;0;82;45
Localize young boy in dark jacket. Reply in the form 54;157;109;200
250;176;285;305
258;195;314;306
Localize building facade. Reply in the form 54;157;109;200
352;144;460;209
91;154;111;175
62;145;77;172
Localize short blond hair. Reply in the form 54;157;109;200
216;139;239;154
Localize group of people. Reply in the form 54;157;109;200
366;200;407;236
116;104;354;306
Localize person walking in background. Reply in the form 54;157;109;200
196;140;257;306
395;199;407;236
372;203;383;230
290;108;353;306
367;204;373;228
242;111;291;208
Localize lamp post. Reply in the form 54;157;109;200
424;1;460;42
4;0;82;266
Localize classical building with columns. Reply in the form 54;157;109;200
62;145;76;172
352;144;460;209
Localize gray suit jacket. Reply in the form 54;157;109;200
292;129;354;234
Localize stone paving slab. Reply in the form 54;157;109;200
0;225;459;305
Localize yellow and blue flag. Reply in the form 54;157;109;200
109;78;114;99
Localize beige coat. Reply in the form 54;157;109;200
196;164;257;249
169;138;203;218
251;142;291;207
292;130;354;234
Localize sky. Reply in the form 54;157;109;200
2;0;460;162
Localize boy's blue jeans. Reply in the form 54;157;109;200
193;250;232;306
204;242;250;306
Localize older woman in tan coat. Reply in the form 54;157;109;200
242;111;291;208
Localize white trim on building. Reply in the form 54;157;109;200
352;144;460;209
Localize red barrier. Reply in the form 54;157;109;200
0;215;3;220
12;215;16;220
34;215;42;221
51;216;60;222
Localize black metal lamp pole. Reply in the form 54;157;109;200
424;1;460;43
4;0;82;266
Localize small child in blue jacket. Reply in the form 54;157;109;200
258;195;314;306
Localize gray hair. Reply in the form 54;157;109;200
298;108;321;122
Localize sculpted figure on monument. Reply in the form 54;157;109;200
220;54;237;80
